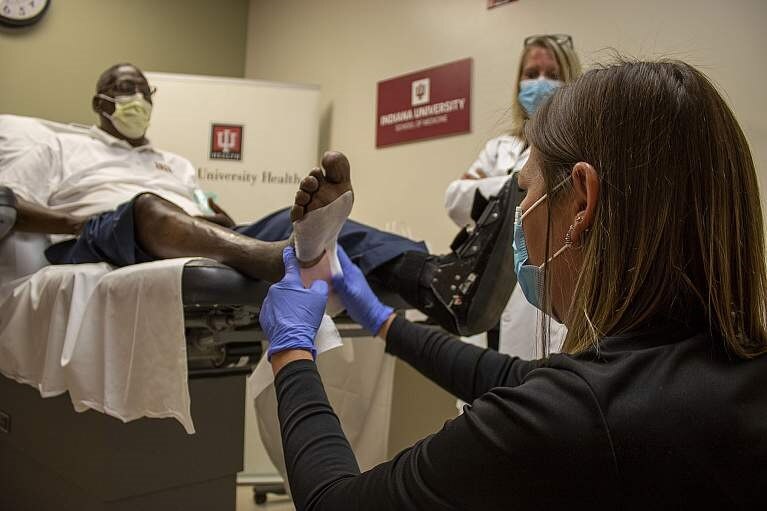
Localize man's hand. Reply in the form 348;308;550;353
66;214;88;235
196;199;236;228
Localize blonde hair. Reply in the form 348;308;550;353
510;36;582;139
527;59;767;359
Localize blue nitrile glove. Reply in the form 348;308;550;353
331;246;394;335
260;246;329;361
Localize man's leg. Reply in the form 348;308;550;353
47;149;517;336
45;153;355;284
379;178;520;336
43;194;289;282
134;150;354;281
133;193;288;282
240;175;520;336
237;210;428;276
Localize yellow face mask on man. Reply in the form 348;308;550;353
97;92;153;139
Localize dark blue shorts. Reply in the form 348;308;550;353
237;208;427;275
45;199;154;267
45;200;427;275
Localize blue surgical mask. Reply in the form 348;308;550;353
513;179;572;313
518;77;562;116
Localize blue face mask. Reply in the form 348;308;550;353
518;77;562;116
512;180;573;314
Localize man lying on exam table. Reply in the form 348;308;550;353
0;62;521;337
259;59;767;510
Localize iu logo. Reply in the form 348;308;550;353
210;124;244;160
411;78;430;106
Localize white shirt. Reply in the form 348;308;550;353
444;135;530;228
0;115;203;218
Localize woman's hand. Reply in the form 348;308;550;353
331;247;395;337
260;246;328;365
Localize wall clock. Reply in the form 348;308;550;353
0;0;50;28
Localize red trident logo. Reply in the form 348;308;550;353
210;124;243;160
216;129;238;154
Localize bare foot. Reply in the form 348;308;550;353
290;151;354;269
290;151;354;315
290;151;353;223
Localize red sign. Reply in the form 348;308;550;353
210;124;243;160
376;58;471;148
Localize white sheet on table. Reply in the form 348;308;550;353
0;258;198;432
0;257;344;434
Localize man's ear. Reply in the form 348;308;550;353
569;161;599;244
92;95;101;115
92;95;114;116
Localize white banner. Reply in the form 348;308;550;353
144;72;320;224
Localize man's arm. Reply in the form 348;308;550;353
13;195;86;235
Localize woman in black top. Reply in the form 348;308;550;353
258;59;767;510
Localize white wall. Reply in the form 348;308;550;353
245;0;767;454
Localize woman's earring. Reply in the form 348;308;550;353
565;225;576;247
566;215;586;248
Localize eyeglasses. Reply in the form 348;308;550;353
524;34;573;49
102;83;157;100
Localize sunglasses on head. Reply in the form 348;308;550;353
524;34;573;49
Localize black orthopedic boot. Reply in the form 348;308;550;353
383;176;523;336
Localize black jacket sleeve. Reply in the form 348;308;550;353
275;319;617;511
385;316;541;402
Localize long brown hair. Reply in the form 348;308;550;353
527;59;767;358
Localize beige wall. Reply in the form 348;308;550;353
246;0;767;253
245;0;767;455
0;0;249;124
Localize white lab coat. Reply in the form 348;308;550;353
444;135;529;228
445;135;567;362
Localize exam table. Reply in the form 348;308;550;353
0;249;264;510
0;186;409;510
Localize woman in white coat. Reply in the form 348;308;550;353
445;34;581;358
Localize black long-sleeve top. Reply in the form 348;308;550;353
275;316;767;510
